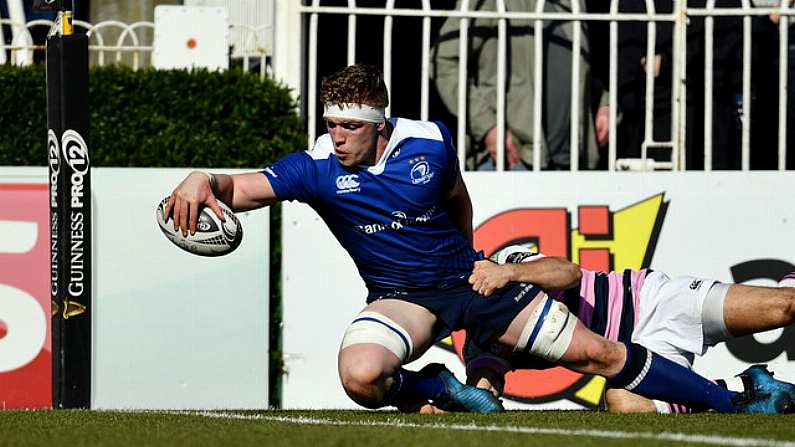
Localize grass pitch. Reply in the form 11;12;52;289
2;409;795;447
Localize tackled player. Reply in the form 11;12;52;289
459;246;795;414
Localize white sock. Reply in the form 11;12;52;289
653;400;672;413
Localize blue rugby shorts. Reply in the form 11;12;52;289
366;278;541;347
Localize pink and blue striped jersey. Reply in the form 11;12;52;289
498;248;649;343
560;268;649;343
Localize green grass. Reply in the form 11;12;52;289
1;409;794;447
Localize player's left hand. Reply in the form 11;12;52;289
469;260;513;296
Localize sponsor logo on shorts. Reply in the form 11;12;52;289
689;279;703;290
514;283;536;302
335;174;360;194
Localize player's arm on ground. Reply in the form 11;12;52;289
165;170;279;236
446;171;474;244
469;257;581;296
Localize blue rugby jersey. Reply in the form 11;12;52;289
262;118;481;289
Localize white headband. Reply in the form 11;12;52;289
323;103;386;124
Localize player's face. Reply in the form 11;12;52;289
326;118;380;167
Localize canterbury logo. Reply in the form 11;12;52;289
335;174;360;191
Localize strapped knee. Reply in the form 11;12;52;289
340;311;413;363
514;295;577;362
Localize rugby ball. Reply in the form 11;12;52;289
155;196;242;256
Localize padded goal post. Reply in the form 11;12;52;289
44;0;91;409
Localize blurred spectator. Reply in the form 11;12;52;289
431;0;609;171
617;0;795;170
613;0;775;170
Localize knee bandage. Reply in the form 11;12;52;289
340;311;413;362
514;295;577;362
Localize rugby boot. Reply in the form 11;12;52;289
393;363;467;413
731;364;795;414
432;367;504;413
393;363;447;413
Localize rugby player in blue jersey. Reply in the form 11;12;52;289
455;246;795;413
164;63;782;414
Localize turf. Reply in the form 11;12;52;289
1;409;794;447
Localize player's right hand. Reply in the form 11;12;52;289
469;260;514;296
163;171;224;237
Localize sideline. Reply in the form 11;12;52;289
175;410;795;447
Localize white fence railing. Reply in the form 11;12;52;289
0;18;273;75
3;2;793;171
292;1;795;172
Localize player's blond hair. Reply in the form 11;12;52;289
319;64;389;109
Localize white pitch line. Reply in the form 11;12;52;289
175;411;795;447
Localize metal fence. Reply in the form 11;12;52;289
4;1;794;171
0;17;273;75
297;0;794;171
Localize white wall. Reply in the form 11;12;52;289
281;172;795;409
91;168;270;409
0;167;271;409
